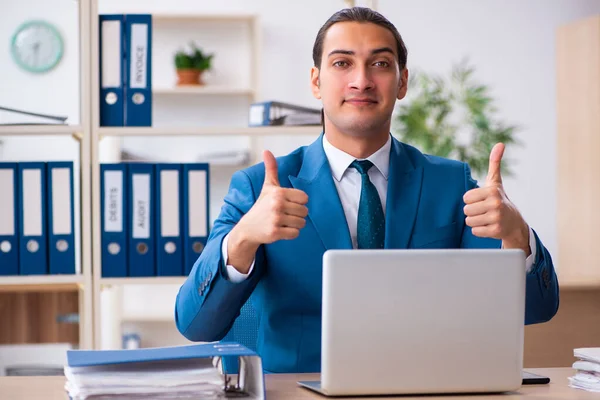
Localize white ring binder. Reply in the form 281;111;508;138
26;239;39;253
108;242;120;255
132;93;145;105
57;239;69;252
106;92;118;105
165;242;176;254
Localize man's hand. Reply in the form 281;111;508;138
227;150;309;273
463;143;531;256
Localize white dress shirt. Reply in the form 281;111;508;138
222;135;536;282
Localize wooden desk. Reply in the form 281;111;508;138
0;368;592;399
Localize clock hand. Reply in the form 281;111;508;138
32;41;40;66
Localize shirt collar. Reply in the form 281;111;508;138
322;134;391;182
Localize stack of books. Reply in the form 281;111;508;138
569;348;600;392
64;343;265;399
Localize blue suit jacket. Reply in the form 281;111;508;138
175;135;559;373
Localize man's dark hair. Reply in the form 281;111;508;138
312;7;408;70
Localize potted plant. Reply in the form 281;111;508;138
393;58;521;179
174;42;214;86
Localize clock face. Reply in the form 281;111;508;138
11;20;64;73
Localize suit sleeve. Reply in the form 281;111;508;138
174;170;266;341
459;163;559;325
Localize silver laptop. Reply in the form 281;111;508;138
299;249;526;396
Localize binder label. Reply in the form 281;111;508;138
249;104;265;126
51;168;72;235
104;170;123;233
0;169;15;235
188;170;207;237
132;174;150;239
22;169;42;237
160;170;180;237
130;23;148;89
101;20;122;88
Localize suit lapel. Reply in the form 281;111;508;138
289;135;352;250
384;138;424;249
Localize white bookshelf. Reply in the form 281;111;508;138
99;277;186;286
0;275;85;293
98;126;321;137
153;86;254;96
151;12;261;101
90;3;309;349
0;125;83;137
152;13;258;23
0;0;94;350
87;3;323;349
0;2;321;352
0;1;354;352
121;314;174;323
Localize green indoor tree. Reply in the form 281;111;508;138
393;59;521;178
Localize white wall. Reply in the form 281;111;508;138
95;0;600;259
0;0;83;274
2;0;600;348
379;0;600;269
0;0;80;125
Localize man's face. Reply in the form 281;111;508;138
311;21;408;137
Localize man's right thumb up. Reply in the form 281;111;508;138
263;150;280;187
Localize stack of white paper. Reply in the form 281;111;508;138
569;348;600;393
64;358;226;400
283;112;322;126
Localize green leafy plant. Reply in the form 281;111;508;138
393;58;521;178
174;42;214;71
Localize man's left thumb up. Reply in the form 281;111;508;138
486;143;505;186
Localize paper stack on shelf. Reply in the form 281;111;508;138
64;342;265;399
569;348;600;393
196;149;251;166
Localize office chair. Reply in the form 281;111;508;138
221;295;261;374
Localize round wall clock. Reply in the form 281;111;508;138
10;20;64;74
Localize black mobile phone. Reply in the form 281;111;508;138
522;371;551;385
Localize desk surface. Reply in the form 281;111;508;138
0;368;591;399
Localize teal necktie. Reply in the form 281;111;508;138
351;160;385;249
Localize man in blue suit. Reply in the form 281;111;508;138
175;7;559;373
